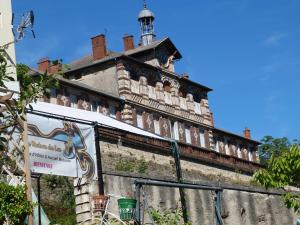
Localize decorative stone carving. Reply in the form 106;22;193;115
117;62;131;99
161;74;180;89
155;82;165;104
186;93;195;113
122;104;134;124
139;76;149;99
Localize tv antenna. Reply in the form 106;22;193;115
12;10;36;41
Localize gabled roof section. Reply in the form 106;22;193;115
65;37;182;73
123;37;182;59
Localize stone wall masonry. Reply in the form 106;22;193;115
75;139;297;225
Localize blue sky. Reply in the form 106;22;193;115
13;0;300;142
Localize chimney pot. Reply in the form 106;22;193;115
243;128;251;139
91;34;107;61
123;34;135;51
38;57;50;72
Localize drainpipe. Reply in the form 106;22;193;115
171;141;189;223
94;122;104;195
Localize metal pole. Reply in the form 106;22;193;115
37;176;42;225
135;183;141;225
134;179;222;191
94;123;104;195
171;141;188;223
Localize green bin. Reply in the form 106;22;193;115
117;198;137;221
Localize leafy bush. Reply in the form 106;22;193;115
254;145;300;213
0;182;33;224
151;208;192;225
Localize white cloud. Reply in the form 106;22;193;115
264;32;287;46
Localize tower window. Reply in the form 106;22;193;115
163;81;171;93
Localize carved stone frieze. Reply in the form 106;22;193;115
161;74;180;89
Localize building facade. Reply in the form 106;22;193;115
37;4;259;166
30;4;299;225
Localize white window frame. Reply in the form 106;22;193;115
137;113;144;129
200;130;205;147
185;127;191;144
154;118;160;135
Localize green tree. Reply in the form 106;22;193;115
254;145;300;214
259;136;292;165
0;48;59;223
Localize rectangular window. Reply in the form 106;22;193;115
248;151;253;161
215;140;219;152
137;113;143;129
237;145;241;158
70;95;77;108
200;130;205;147
109;105;116;118
154;118;160;135
173;122;179;140
224;139;230;155
91;101;98;112
185;127;191;144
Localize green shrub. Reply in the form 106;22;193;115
0;182;33;224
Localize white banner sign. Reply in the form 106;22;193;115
27;114;97;180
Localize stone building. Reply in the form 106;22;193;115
37;5;259;164
32;3;297;225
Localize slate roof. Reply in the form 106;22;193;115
65;37;182;73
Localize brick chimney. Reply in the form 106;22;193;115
123;34;135;51
38;58;62;74
91;34;107;61
243;128;251;139
38;58;50;72
48;59;62;74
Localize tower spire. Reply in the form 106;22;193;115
138;1;155;46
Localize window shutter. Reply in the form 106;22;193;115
143;112;154;132
132;108;137;126
178;122;186;142
159;118;171;137
190;127;200;146
204;130;210;148
251;149;257;162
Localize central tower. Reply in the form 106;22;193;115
138;0;155;46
